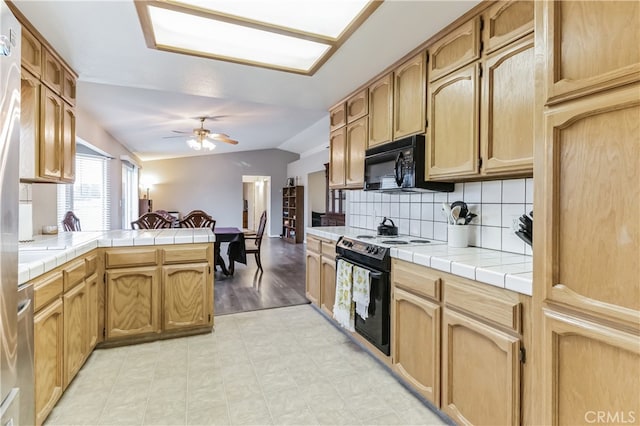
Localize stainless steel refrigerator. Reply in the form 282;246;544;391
0;1;22;424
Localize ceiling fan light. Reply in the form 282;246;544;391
186;138;201;150
202;140;216;150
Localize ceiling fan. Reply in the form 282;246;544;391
165;116;239;151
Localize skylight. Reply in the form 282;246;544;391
135;0;382;75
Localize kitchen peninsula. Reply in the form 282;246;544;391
19;229;215;425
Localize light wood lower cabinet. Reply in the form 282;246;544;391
63;281;88;389
305;249;321;305
441;309;521;426
320;255;336;317
34;298;64;426
106;266;161;339
86;273;100;351
163;263;212;331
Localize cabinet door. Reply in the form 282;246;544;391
61;69;76;106
320;256;336;317
106;267;160;339
393;52;426;139
392;288;441;405
329;127;346;188
540;85;640;327
86;273;99;351
346;88;368;123
42;48;63;94
541;0;640;104
429;17;481;82
541;309;640;425
345;116;366;188
480;35;534;177
305;250;321;305
20;69;41;181
39;87;63;180
329;102;346;131
442;309;520;426
22;28;42;77
63;280;88;388
61;103;76;182
163;263;211;331
368;73;393;148
426;63;480;180
484;0;534;54
34;298;64;426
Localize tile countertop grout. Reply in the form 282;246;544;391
306;226;533;296
18;229;216;285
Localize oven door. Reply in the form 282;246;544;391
336;256;391;356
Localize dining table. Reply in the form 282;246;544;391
214;227;246;275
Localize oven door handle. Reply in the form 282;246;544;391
336;256;385;278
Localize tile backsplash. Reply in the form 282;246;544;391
346;178;533;255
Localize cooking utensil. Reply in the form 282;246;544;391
515;230;532;246
451;201;468;220
451;205;462;225
377;217;398;236
464;213;477;225
441;203;453;224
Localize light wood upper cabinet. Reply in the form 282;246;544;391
329;128;346;189
345;116;367;188
63;280;87;389
541;1;640;104
34;298;64;426
429;17;481;82
426;63;480;180
392;287;441;405
346;88;368;124
40;87;63;181
21;28;42;77
481;35;534;177
441;309;521;426
61;68;76;106
106;267;160;339
329;102;347;131
163;263;211;331
62;103;76;183
393;52;426;139
483;0;534;54
368;73;393;148
41;48;63;94
20;69;42;180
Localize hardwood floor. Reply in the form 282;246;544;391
214;237;309;315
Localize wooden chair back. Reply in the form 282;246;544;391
154;210;173;220
131;212;173;229
179;210;216;230
62;211;81;231
251;210;267;248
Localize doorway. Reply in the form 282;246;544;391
242;176;270;233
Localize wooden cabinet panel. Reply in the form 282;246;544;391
63;258;85;292
306;235;322;254
85;253;97;277
39;87;63;180
392;259;441;301
320;256;336;317
63;280;87;388
33;271;63;312
162;244;210;264
368;73;393;148
484;0;534;54
542;85;639;326
61;68;76;106
346;88;368;123
329;128;346;188
329;103;347;131
542;1;640;104
429;17;481;82
305;250;321;306
163;263;211;331
86;273;99;351
426;63;480;180
392;288;441;404
393;52;426;139
20;69;41;181
61;103;75;182
481;35;534;177
345;116;366;188
105;248;158;269
441;309;520;426
21;28;42;77
42;48;62;94
34;298;63;426
320;241;336;260
106;267;160;339
541;310;640;425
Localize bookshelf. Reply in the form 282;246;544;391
282;185;304;243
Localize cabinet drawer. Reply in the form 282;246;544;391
162;245;210;264
85;253;97;277
346;89;368;123
105;248;157;268
321;241;336;260
34;271;63;312
307;237;322;254
392;259;441;301
63;258;86;292
444;278;522;332
42;48;63;94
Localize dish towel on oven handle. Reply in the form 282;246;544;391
352;265;371;320
333;259;355;331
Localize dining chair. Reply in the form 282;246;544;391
62;211;81;231
179;210;216;230
131;212;173;229
245;210;267;271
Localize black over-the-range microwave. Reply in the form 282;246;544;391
364;134;454;193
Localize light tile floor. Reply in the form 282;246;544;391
46;305;448;426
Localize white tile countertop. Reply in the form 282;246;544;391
18;229;216;285
306;226;533;296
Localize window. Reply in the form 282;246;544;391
57;153;111;231
122;160;139;228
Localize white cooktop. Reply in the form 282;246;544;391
349;233;444;248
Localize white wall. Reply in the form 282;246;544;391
308;170;326;213
142;149;299;236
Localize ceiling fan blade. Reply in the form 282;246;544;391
191;115;229;121
171;130;192;134
163;135;189;139
216;136;239;145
